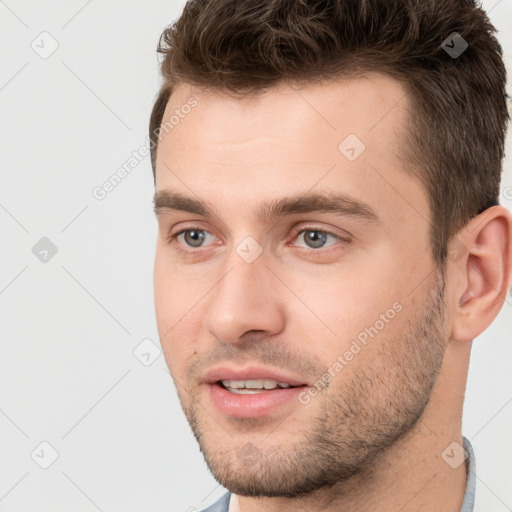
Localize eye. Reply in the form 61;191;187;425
167;226;346;253
293;228;343;249
170;228;215;248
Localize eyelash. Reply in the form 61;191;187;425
166;225;348;254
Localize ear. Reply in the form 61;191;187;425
448;205;512;342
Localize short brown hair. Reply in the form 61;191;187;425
149;0;508;264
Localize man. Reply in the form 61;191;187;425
149;0;511;511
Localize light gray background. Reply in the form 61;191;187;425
1;1;511;511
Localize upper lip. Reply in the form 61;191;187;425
203;365;309;386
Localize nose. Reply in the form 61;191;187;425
203;249;286;345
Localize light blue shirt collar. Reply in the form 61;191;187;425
460;436;476;512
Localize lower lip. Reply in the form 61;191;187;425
208;382;306;418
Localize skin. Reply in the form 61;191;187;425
153;75;512;512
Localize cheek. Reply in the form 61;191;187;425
153;249;196;327
154;252;207;375
153;252;173;329
282;271;412;381
158;312;200;380
287;263;400;338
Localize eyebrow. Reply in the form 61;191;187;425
153;190;380;223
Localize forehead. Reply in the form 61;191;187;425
154;75;430;227
161;75;406;150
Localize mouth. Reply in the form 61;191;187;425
203;367;309;418
218;378;303;394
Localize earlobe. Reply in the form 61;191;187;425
449;206;512;342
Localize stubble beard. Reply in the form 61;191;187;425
177;270;447;498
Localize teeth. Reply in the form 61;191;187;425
225;380;245;389
245;379;265;388
220;379;294;391
228;388;266;394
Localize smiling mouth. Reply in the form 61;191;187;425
218;379;305;394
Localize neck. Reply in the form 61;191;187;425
237;341;471;512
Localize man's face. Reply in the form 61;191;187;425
153;75;449;496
